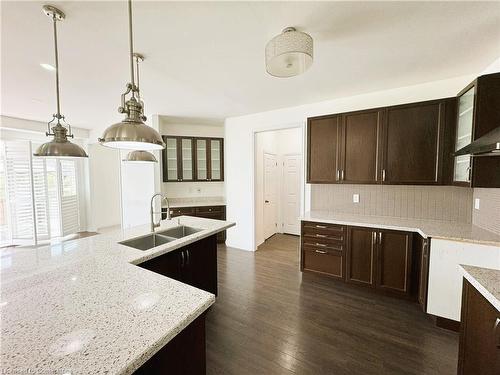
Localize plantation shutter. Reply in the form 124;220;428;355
59;160;80;236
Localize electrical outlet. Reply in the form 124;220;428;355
474;198;480;210
353;194;360;203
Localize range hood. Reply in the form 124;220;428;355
455;126;500;156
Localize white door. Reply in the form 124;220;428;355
282;154;301;235
263;153;278;240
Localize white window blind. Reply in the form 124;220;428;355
60;160;79;236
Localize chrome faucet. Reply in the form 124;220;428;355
150;193;170;232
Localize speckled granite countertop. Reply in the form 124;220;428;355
460;265;500;311
163;197;225;208
1;216;235;374
301;210;500;246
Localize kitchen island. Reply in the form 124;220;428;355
1;216;235;374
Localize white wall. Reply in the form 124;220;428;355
225;74;475;251
159;116;225;199
255;127;302;247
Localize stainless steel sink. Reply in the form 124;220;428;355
157;225;203;239
119;233;174;251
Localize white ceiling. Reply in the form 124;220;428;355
2;1;500;134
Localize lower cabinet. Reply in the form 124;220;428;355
138;234;218;296
301;221;415;300
458;279;500;375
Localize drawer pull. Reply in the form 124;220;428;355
495;318;500;348
315;234;328;238
315;249;327;254
315;225;327;229
315;243;327;247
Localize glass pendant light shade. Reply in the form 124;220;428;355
123;150;157;162
265;27;313;78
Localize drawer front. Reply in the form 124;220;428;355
302;240;343;252
195;206;225;215
302;231;345;244
166;207;196;217
302;249;344;279
302;221;345;236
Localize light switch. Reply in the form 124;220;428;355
474;198;480;210
353;194;360;203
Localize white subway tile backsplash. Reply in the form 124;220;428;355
311;184;473;223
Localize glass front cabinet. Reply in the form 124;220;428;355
163;136;223;182
453;85;475;184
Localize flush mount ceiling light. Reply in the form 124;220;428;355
34;5;88;158
99;0;165;151
265;27;313;78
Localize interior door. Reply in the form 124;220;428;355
282;154;300;235
263;153;278;240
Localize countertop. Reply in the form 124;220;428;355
1;216;235;374
301;210;500;246
460;265;500;311
163;197;226;209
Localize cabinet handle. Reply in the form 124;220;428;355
315;249;327;254
186;250;190;266
341;169;345;181
372;231;376;245
494;318;500;349
315;243;327;247
180;251;185;268
336;170;340;181
382;169;386;182
315;234;328;238
315;225;327;229
378;232;382;245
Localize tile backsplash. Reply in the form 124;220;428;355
311;184;473;223
472;188;500;235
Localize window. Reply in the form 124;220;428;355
0;140;82;246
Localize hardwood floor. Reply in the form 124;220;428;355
206;234;458;375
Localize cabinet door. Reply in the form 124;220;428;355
137;249;182;281
341;110;382;183
162;136;179;182
346;227;376;286
383;101;443;184
458;280;500;375
195;139;209;181
180;138;194;181
453;86;475;184
208;138;223;181
185;235;218;295
376;230;412;295
307;116;341;183
418;238;429;311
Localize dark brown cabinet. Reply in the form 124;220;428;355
162;205;227;243
341;109;383;184
307;98;455;185
453;73;500;188
162;136;224;182
300;221;345;279
346;227;376;286
307;116;341;183
138;234;218;295
458;279;500;375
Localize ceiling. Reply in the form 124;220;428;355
2;1;500;135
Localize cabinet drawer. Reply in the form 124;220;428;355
302;231;345;244
302;239;343;252
164;207;196;217
195;206;224;214
302;249;344;279
302;221;345;236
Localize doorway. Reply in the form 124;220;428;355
254;127;302;248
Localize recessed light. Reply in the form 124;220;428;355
40;63;56;71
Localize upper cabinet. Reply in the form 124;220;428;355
162;136;224;182
307;98;455;185
453;73;500;188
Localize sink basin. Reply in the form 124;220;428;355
157;225;203;239
119;233;174;251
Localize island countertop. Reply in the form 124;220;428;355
0;216;235;374
301;210;500;246
460;265;500;312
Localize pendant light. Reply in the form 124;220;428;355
99;0;165;151
34;5;88;158
265;27;313;78
122;54;158;163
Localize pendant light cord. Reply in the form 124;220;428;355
128;0;136;93
52;14;61;121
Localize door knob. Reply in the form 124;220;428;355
265;200;269;203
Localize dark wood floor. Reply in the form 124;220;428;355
206;234;458;375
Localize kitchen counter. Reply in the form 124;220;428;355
1;216;235;374
301;210;500;246
163;197;225;209
460;265;500;311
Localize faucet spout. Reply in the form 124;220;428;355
150;193;170;233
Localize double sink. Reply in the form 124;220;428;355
119;225;202;251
